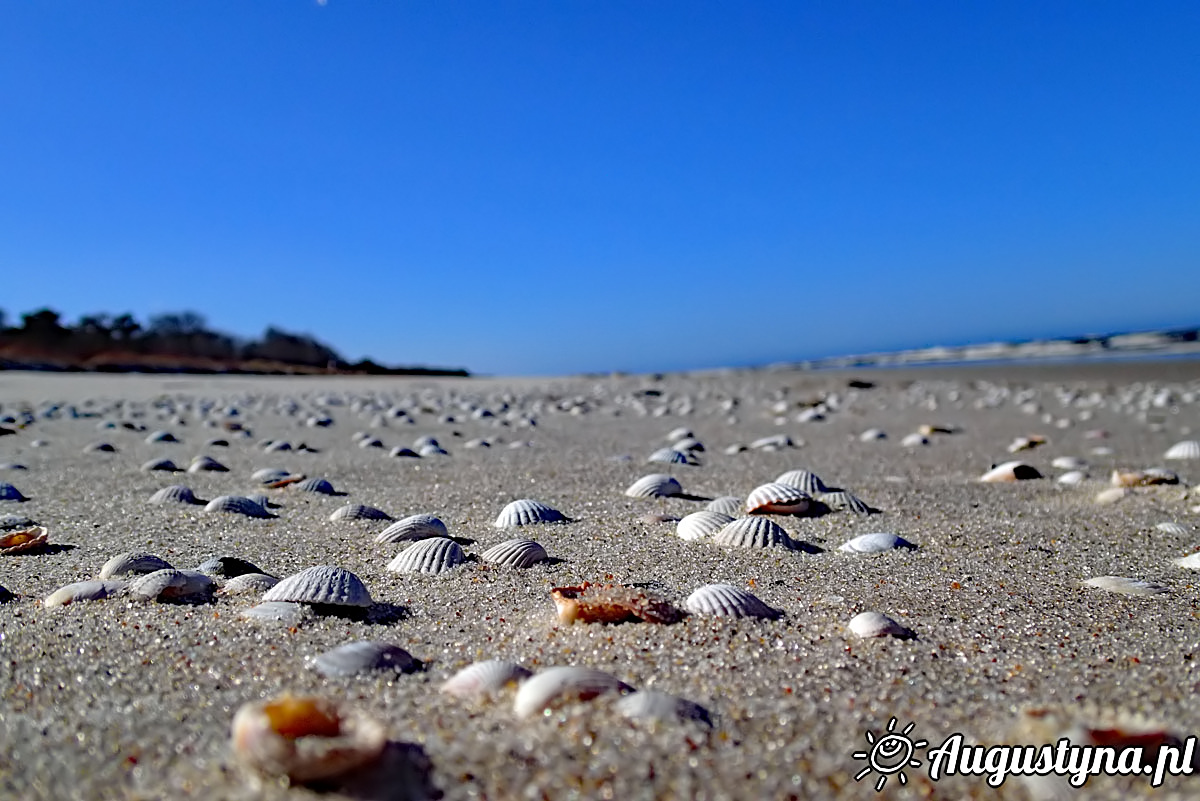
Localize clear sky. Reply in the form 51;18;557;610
2;2;1197;375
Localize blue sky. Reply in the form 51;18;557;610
2;2;1197;375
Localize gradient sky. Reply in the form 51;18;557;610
2;2;1197;375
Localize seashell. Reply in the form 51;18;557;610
481;538;548;568
44;580;128;608
389;446;420;458
252;468;292;484
979;461;1043;482
1082;576;1169;596
145;430;179;444
205;495;273;518
440;660;532;698
463;438;490;449
295;477;337;495
263;440;293;452
1007;435;1046;453
1090;446;1114;456
676;511;734;542
918;424;956;436
745;482;811;515
624;474;682;498
838;532;915;554
713;517;796;550
848;611;914;639
0;462;27;470
127;569;215;601
217;573;280;596
614;691;713;728
666;426;693;442
240;601;312;624
99;551;173;579
775;469;828;494
196;555;265;578
309;641;416;677
205;438;230;447
513;666;634;719
418;444;448;456
140;458;181;472
84;441;118;453
494;499;567;527
859;428;887;441
705;496;743;516
149;484;202;505
1056;470;1087;486
0;514;36;530
0;584;14;603
647;448;699;466
231;693;386;783
0;482;27;502
722;444;747;455
1051;456;1087;470
900;433;929;447
670;437;705;453
188;455;229;473
329;503;392;522
1111;469;1178;488
684;584;781;619
264;565;374;608
375;513;449;543
386;537;466;575
1156;522;1188;536
0;525;48;555
1172;552;1200;570
245;493;274;510
550;583;685;625
1094;486;1130;505
1164;440;1200;460
820;490;875;514
358;437;384;449
264;474;305;489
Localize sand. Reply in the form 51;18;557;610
0;362;1198;800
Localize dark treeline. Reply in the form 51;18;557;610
0;307;468;376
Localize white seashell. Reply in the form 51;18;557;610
309;641;416;677
624;474;682;498
0;482;27;502
666;427;693;442
44;580;128;608
481;538;548;568
1156;522;1188;536
264;565;374;607
196;555;265;578
979;461;1043;482
820;490;875;514
647;448;699;466
1083;576;1168;596
127;569;215;601
440;660;532;698
240;601;313;624
684;584;781;619
676;511;734;542
252;467;292;484
187;455;229;473
613;691;713;727
670;437;704;453
140;458;181;472
1111;468;1178;487
900;432;929;447
1094;487;1130;505
848;611;914;639
296;477;337;495
713;517;796;550
1057;470;1087;486
722;444;747;455
1165;440;1200;460
513;666;634;719
216;573;279;596
838;533;915;554
386;537;466;575
145;430;178;444
745;482;811;515
494;499;567;527
1051;456;1088;470
705;496;743;516
775;469;828;494
329;503;392;522
1172;553;1200;570
205;495;273;518
374;513;449;543
99;551;173;579
413;435;440;449
859;428;887;441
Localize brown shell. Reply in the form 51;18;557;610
550;583;684;625
0;525;48;555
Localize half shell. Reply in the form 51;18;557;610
149;484;201;505
374;513;449;543
188;455;229;473
329;503;392;522
624;474;682;498
820;491;875;514
386;537;466;575
712;517;796;550
648;448;699;466
0;525;48;555
745;482;811;515
127;569;215;602
99;551;173;579
296;477;337;495
513;667;634;719
979;461;1043;482
196;555;265;578
217;573;280;596
550;583;684;625
264;565;374;608
440;660;532;698
775;469;828;494
205;495;273;518
614;691;713;727
838;533;915;554
676;511;734;542
494;499;567;527
684;584;781;619
848;611;914;639
1164;440;1200;460
705;496;743;516
1082;576;1169;597
309;641;416;677
0;482;27;502
140;458;181;472
481;538;548;568
44;580;128;608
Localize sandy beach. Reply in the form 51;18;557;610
1;362;1198;800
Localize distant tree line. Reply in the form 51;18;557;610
0;307;468;376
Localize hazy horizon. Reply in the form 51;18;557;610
3;2;1198;376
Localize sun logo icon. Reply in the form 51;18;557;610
852;717;927;792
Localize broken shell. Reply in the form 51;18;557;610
494;499;567;527
1057;470;1087;486
230;694;386;783
149;484;202;505
749;434;794;450
1051;456;1088;470
196;555;265;578
684;584;781;619
1094;487;1130;505
1083;576;1169;596
671;437;704;453
252;468;293;484
295;477;337;495
1111;469;1178;488
838;533;916;554
775;469;828;494
440;660;532;698
820;490;875;514
705;496;743;516
614;691;713;728
676;511;734;542
0;482;27;502
712;517;796;550
264;565;374;608
205;495;273;518
309;641;416;678
44;580;128;608
979;461;1043;482
374;513;449;544
1156;522;1189;536
513;666;634;719
217;573;280;596
1007;435;1046;453
900;433;929;447
481;538;548;568
745;482;811;515
1165;440;1200;460
127;569;215;602
666;426;693;442
647;448;699;466
99;551;173;579
625;474;683;498
0;525;48;555
386;537;466;575
140;458;181;472
1172;553;1200;569
329;503;392;522
859;428;887;441
848;611;914;639
240;601;312;624
550;583;684;625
